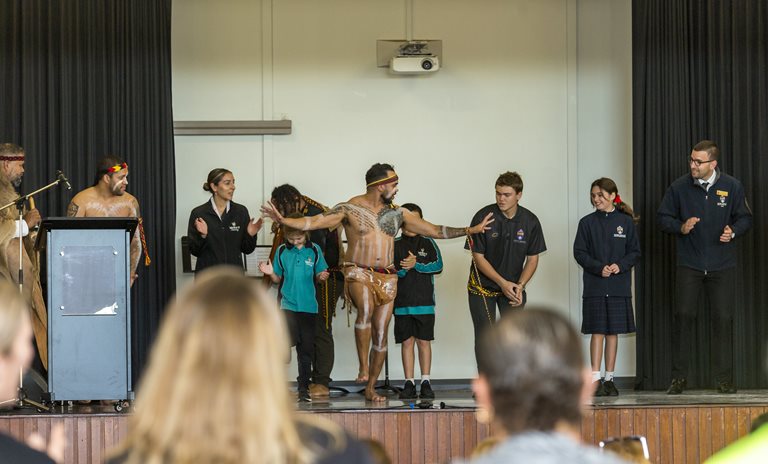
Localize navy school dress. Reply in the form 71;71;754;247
573;208;641;335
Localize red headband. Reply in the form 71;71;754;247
0;155;24;161
108;163;128;173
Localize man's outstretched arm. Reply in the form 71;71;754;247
401;209;494;239
261;201;345;231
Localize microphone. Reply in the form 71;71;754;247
56;170;72;190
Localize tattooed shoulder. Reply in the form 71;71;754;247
67;202;79;217
378;207;403;237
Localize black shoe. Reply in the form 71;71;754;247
298;389;312;403
667;378;687;395
399;380;417;400
717;380;737;394
419;380;435;399
593;380;608;397
603;380;619;396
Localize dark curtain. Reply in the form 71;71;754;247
0;0;176;388
633;0;768;389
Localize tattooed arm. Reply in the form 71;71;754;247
261;201;345;231
129;198;142;285
401;209;495;239
66;200;83;217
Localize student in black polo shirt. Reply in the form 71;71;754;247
466;171;547;366
393;203;443;400
573;178;640;397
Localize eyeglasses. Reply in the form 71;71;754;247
689;157;715;167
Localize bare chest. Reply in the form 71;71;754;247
343;204;403;237
82;200;136;218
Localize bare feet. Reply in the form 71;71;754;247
364;387;386;402
355;371;369;383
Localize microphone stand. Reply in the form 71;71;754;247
0;174;70;412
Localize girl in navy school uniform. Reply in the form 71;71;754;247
573;178;640;397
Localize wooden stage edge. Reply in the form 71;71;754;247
1;394;767;464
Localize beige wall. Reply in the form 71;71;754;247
171;0;634;380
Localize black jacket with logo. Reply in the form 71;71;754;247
574;209;641;298
657;170;752;272
187;199;257;272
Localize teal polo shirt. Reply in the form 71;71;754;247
273;242;328;313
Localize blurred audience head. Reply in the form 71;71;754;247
0;280;33;403
473;307;592;434
115;268;317;463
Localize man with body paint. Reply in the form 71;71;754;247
67;155;147;286
262;163;494;402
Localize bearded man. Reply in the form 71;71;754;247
67;155;146;285
0;143;47;368
262;163;493;401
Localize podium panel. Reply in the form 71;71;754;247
40;218;136;401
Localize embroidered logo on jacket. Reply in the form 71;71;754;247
515;229;526;243
229;222;240;232
614;226;626;238
417;248;428;258
716;190;729;208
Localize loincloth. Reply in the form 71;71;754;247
342;263;398;307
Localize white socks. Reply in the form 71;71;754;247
605;371;615;382
421;375;430;384
592;371;602;382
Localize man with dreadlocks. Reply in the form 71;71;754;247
262;163;493;402
0;143;48;369
266;184;344;398
67;155;148;286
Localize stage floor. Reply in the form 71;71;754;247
292;386;768;412
2;386;767;415
2;387;767;464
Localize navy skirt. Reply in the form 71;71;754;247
581;296;636;335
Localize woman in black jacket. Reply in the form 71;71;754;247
187;168;262;273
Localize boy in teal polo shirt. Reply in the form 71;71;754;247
260;215;329;402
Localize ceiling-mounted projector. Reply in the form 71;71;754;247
387;41;440;74
390;54;440;74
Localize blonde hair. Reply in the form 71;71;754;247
0;280;28;356
113;268;329;463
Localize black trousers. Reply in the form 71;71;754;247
672;266;735;383
285;311;316;391
312;272;343;387
468;291;526;366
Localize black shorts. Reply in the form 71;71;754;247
394;314;435;343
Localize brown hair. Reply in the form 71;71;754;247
495;171;523;194
282;212;311;243
202;168;232;192
590;177;639;223
477;308;584;433
692;139;720;161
